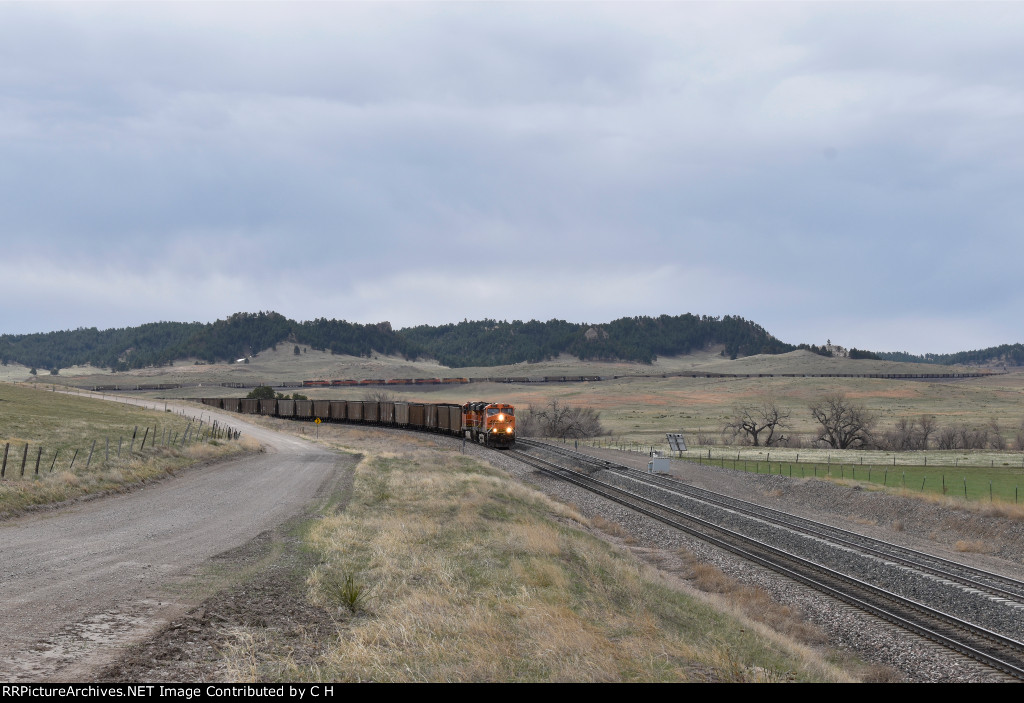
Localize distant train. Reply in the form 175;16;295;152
297;377;603;387
300;378;471;387
88;368;991;397
201;396;517;448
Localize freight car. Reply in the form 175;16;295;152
223;396;515;448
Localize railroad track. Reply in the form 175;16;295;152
510;441;1024;680
520;439;1024;605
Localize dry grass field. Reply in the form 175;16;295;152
33;346;1024;503
18;344;983;387
0;384;255;516
215;422;850;682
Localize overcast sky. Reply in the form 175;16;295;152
1;2;1021;355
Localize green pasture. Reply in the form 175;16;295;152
579;437;1024;506
699;455;1022;504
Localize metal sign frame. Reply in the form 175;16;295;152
666;433;687;452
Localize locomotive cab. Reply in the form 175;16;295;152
462;402;516;448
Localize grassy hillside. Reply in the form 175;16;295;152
0;384;254;516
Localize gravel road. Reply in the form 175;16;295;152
0;399;345;682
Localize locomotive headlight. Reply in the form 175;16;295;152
498;414;504;421
506;428;513;434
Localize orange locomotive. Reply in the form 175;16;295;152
462;401;516;448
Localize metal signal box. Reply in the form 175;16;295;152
648;457;671;474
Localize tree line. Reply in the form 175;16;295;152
0;311;797;373
722;394;1024;451
876;343;1024;367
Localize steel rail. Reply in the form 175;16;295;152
521;439;1024;603
510;448;1024;680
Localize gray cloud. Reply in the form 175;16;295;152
0;3;1021;354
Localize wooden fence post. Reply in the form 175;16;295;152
20;444;28;477
34;446;42;474
69;449;79;470
130;426;138;453
86;439;96;468
140;427;149;451
50;449;59;472
2;442;9;478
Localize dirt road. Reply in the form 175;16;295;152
0;398;346;682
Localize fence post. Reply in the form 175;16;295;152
2;442;9;478
69;449;79;470
140;427;149;451
106;437;109;462
86;439;96;468
118;437;122;458
130;426;138;453
34;446;42;474
20;444;28;477
50;449;59;472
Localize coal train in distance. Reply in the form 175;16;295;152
200;396;517;448
299;376;602;386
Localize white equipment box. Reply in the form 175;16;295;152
648;457;671;474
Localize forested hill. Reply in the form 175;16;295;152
399;315;793;367
1;311;797;372
876;344;1024;367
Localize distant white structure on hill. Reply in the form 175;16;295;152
824;339;849;358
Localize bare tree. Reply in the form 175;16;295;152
363;389;397;404
988;417;1006;450
885;417;918;450
960;424;989;450
519;399;605;439
935;422;991;450
808;393;876;449
882;415;934;451
695;427;717;446
918;415;937;449
723;397;791;446
937;425;959;450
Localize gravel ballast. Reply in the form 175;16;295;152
475;438;1024;683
